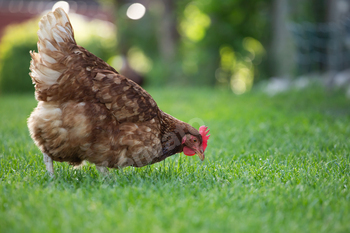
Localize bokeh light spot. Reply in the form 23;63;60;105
52;1;70;13
180;3;211;42
126;3;146;20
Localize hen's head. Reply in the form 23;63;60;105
181;126;210;161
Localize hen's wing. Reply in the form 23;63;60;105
90;69;159;123
30;8;159;124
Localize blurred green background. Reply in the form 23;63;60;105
0;0;348;94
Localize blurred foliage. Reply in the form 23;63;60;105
0;13;116;94
0;19;37;94
3;0;325;94
178;0;271;92
109;0;330;91
112;0;272;93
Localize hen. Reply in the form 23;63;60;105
27;8;210;176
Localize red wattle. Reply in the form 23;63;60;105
183;146;195;156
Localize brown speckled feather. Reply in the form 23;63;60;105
28;8;201;170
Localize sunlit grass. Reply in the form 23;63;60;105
1;87;349;233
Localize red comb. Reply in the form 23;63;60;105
199;125;210;151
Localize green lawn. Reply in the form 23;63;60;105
0;87;349;233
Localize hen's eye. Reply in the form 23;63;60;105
193;139;197;143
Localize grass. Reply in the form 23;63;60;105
0;86;349;233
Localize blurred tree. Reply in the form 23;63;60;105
178;0;271;92
270;0;294;78
101;0;273;91
103;0;175;85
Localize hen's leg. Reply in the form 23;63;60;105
96;165;109;175
73;161;87;170
43;153;54;177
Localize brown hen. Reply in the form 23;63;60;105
27;8;210;176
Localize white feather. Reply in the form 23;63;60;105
37;27;50;42
31;7;76;88
44;40;58;51
30;69;40;80
39;65;61;77
56;8;69;25
41;53;57;64
35;65;61;85
37;42;42;52
64;27;74;41
39;17;51;38
47;13;57;28
52;31;64;43
57;25;67;34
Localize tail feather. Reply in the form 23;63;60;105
30;8;76;89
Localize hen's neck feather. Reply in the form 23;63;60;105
157;111;199;159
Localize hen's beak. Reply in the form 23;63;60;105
195;148;205;161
